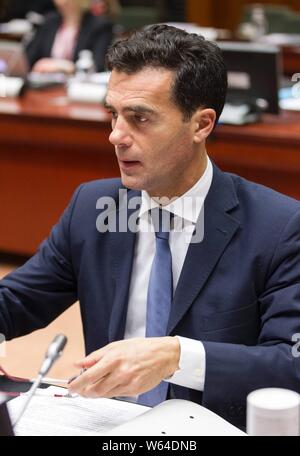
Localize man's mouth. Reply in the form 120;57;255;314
118;159;141;170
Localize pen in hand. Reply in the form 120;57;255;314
67;368;88;396
35;368;87;386
68;368;87;384
40;377;69;385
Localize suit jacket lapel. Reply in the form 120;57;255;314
45;15;61;58
167;166;241;335
108;189;141;342
74;11;92;60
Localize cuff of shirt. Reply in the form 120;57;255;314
163;336;206;391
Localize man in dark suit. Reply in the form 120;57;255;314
1;25;300;429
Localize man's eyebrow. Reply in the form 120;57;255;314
104;102;156;115
123;105;156;115
104;101;114;110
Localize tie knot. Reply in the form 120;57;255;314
150;208;173;240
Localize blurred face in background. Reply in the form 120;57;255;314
54;0;90;17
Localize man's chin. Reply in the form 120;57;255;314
120;175;144;191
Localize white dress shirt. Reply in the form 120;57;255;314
123;157;213;400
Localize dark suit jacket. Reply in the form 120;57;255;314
25;11;114;72
1;164;300;429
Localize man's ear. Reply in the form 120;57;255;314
192;108;216;144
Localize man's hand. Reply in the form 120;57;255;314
32;58;75;74
68;337;180;398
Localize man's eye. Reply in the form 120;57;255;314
135;115;147;123
107;110;117;119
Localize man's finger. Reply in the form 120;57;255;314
68;358;114;394
74;346;110;369
74;357;98;369
80;374;123;399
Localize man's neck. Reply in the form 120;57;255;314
149;154;208;203
63;12;81;27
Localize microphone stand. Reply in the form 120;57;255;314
13;374;43;427
13;334;67;428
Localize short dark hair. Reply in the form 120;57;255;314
106;24;228;122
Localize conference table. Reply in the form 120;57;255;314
0;87;300;256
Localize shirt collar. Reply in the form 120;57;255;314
139;156;213;224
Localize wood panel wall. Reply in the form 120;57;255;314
186;0;300;31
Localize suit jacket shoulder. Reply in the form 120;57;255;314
226;169;300;225
75;12;114;71
25;11;61;67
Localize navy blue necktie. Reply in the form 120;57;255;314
138;208;173;407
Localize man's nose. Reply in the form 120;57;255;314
109;117;132;147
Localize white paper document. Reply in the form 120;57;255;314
7;387;246;436
7;387;149;436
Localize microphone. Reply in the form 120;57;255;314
39;334;67;377
13;334;67;427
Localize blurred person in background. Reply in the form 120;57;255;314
91;0;120;20
25;0;114;74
